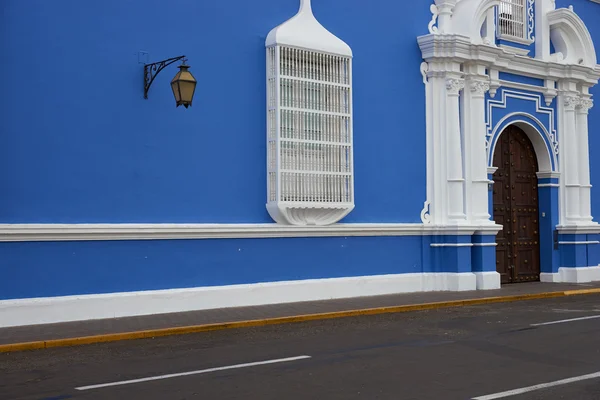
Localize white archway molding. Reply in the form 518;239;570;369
488;115;555;173
547;8;597;67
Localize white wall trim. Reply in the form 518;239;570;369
558;240;600;245
430;243;474;247
557;224;600;235
537;171;561;179
0;223;503;242
538;183;560;188
0;272;479;328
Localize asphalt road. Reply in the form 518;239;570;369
2;295;600;400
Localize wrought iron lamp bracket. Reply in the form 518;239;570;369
143;55;186;99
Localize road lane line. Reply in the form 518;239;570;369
472;371;600;400
530;314;600;326
75;355;311;391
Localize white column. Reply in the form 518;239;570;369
446;76;467;223
558;91;581;224
576;96;594;224
464;70;492;225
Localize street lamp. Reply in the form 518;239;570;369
144;55;197;108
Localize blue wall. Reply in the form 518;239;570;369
0;236;428;300
0;0;430;224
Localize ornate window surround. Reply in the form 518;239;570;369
419;0;599;233
496;0;536;46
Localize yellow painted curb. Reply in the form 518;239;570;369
0;288;598;354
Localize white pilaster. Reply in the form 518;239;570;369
446;75;467;223
576;94;594;224
535;0;555;61
464;65;492;225
557;83;581;225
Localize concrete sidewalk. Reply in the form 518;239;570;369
2;281;600;351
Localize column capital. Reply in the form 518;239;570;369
466;78;490;96
563;94;579;111
446;77;464;95
577;98;594;114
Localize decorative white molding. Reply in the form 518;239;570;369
429;4;440;34
417;34;600;85
498;44;531;56
497;79;557;106
547;8;597;68
536;171;561;179
418;0;599;230
556;224;600;235
446;77;465;94
538;183;560;187
0;223;504;242
430;243;473;247
485;90;558;171
558;241;600;245
0;272;480;328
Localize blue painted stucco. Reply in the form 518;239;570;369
0;0;430;224
1;235;434;300
538;185;559;273
498;72;545;87
471;234;497;273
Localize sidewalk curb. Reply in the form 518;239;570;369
2;288;600;353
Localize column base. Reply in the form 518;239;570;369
474;271;501;290
540;266;600;283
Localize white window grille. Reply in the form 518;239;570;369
266;45;354;225
265;0;354;226
497;0;527;40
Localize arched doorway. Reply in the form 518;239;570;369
492;125;541;284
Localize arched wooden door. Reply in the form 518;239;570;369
492;125;541;284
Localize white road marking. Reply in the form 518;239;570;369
472;371;600;400
75;355;311;391
531;315;600;326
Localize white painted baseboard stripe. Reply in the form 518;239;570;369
0;272;491;328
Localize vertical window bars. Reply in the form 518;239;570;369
498;0;526;40
267;46;353;207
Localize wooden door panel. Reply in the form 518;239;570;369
492;125;541;283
